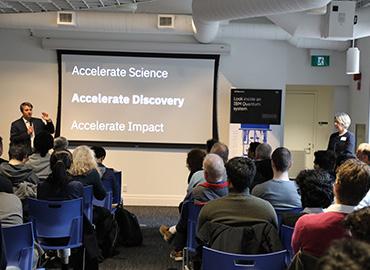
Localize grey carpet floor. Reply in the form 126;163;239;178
99;206;182;270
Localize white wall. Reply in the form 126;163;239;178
348;37;370;142
0;29;350;206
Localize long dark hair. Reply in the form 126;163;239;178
49;150;73;189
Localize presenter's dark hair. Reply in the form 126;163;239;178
91;146;106;160
34;132;54;157
272;147;292;172
226;157;256;192
8;144;28;161
19;102;33;112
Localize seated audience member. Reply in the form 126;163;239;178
316;239;370;270
0;175;22;227
0;136;7;164
26;132;53;180
91;145;120;206
250;143;273;190
314;150;336;181
252;147;301;210
187;142;229;194
206;138;218;153
343;206;370;243
0;144;38;200
247;142;260;160
198;156;278;231
160;154;228;261
69;145;106;200
53;136;69;152
185;149;206;184
292;159;370;258
355;144;370;209
37;150;83;200
282;169;333;227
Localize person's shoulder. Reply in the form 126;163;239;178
11;117;23;125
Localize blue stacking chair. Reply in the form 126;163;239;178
2;223;34;270
202;246;288;270
183;202;203;268
93;191;113;212
28;198;83;250
280;225;295;263
83;185;94;222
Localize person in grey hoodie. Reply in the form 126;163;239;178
0;143;39;200
26;132;53;180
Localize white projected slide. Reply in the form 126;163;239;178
58;51;219;147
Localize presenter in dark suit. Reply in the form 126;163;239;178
327;112;355;157
10;102;55;154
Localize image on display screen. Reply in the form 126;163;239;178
57;51;219;147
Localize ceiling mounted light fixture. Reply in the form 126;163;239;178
346;40;360;74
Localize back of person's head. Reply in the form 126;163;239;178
186;149;206;173
317;239;370;270
210;142;229;163
357;143;370;164
70;145;98;176
295;169;333;209
53;136;69;151
33;132;54;157
203;153;225;183
255;143;272;160
335;152;356;170
225;157;256;193
206;138;218;153
314;150;336;172
335;159;370;206
91;145;106;161
343;207;370;243
271;147;292;172
8;144;28;162
334;112;351;130
247;142;261;159
49;150;73;188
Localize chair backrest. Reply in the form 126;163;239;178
186;202;203;252
280;225;294;263
92;191;113;211
113;171;122;204
28;198;83;250
202;246;288;270
83;185;94;222
275;208;302;228
2;223;34;270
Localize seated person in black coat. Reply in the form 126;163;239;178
251;143;273;191
10;102;54;155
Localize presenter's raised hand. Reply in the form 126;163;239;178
41;112;51;122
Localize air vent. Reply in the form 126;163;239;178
57;11;76;26
157;15;175;29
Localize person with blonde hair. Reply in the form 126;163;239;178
70;145;106;200
327;112;355;156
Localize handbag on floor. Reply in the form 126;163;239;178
115;205;143;247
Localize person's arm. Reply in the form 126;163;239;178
327;133;336;151
292;216;305;255
40;113;55;134
90;169;107;200
10;120;29;143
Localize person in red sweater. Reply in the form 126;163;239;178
292;159;370;258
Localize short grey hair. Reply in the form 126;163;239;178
335;112;351;129
203;153;225;182
255;143;272;160
54;136;69;151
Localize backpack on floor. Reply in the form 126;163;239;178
93;205;119;258
115;205;143;247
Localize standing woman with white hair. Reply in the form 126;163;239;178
327;112;355;156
